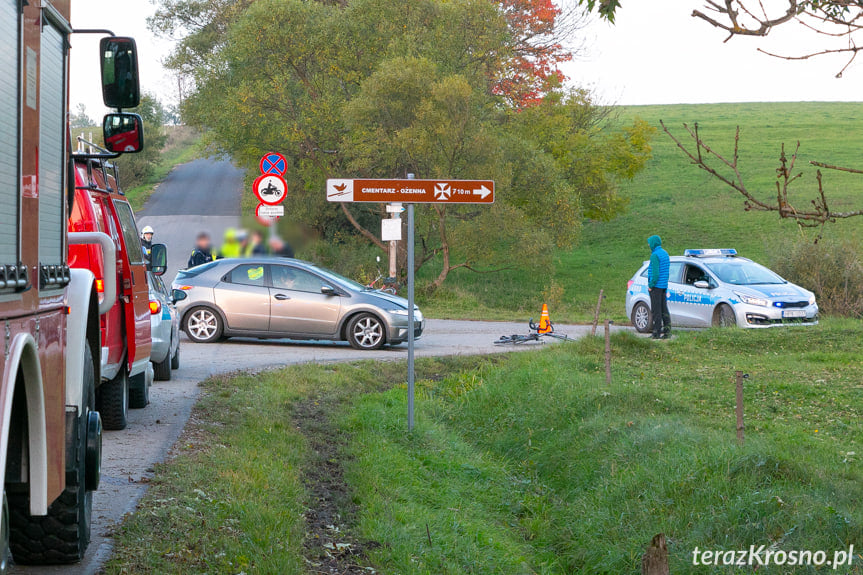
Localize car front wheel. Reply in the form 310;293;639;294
184;307;223;343
346;313;386;350
631;302;652;333
713;304;737;328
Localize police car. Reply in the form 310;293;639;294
625;249;818;332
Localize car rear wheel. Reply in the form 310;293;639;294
129;366;152;409
631;302;652;333
153;348;172;382
97;368;128;431
713;304;737;328
184;307;223;343
171;344;180;370
346;313;386;350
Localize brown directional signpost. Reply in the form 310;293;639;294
326;178;494;204
327;176;495;431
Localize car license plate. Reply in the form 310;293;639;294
783;310;806;318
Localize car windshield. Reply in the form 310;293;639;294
705;260;786;285
308;265;367;292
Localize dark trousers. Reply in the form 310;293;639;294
650;288;671;336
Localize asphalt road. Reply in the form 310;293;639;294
137;156;244;282
11;157;630;574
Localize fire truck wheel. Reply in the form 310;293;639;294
0;492;9;574
8;340;96;564
97;368;128;431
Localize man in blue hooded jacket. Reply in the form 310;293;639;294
647;235;671;339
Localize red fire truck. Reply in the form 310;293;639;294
0;1;146;567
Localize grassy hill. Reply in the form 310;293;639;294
422;101;863;323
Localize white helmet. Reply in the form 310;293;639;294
141;225;154;236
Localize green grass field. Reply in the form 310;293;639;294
105;321;863;573
421;102;863;323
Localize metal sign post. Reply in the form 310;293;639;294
407;199;415;431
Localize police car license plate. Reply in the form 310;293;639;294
782;310;806;318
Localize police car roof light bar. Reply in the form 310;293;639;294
684;249;738;257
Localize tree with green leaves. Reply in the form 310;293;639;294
113;93;169;189
150;0;654;288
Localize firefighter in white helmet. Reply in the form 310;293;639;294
141;225;154;262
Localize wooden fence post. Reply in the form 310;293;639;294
591;289;604;336
604;320;612;384
641;533;670;575
735;371;746;445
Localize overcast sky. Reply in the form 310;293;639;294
69;1;863;119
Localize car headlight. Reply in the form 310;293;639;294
388;308;423;320
735;292;769;307
809;294;816;305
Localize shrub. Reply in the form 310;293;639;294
769;237;863;318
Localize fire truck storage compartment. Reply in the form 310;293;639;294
0;0;19;269
38;18;67;281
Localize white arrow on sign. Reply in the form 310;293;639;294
473;185;492;200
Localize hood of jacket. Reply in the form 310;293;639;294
648;235;662;251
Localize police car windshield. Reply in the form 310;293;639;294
704;260;786;285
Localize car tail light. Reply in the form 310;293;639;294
149;300;161;315
627;280;634;290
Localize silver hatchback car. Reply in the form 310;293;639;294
625;249;818;331
171;258;424;350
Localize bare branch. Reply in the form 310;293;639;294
661;121;863;230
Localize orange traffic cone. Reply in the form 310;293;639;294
537;303;553;334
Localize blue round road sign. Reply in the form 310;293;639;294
260;152;287;176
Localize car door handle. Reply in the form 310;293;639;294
274;294;290;301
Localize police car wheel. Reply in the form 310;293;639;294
713;304;737;328
631;302;652;334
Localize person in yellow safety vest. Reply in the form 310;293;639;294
217;227;243;259
243;229;267;257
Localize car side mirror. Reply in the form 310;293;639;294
149;243;167;275
171;289;187;304
321;285;336;296
100;37;140;109
103;113;144;154
693;280;710;289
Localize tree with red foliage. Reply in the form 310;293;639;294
496;0;578;108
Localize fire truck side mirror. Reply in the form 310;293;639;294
100;37;140;109
102;113;144;154
149;243;168;276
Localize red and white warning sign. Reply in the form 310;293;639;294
253;174;287;205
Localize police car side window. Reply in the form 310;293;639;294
684;265;709;286
668;262;684;284
228;264;266;287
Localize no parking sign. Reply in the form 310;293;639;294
259;152;287;176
